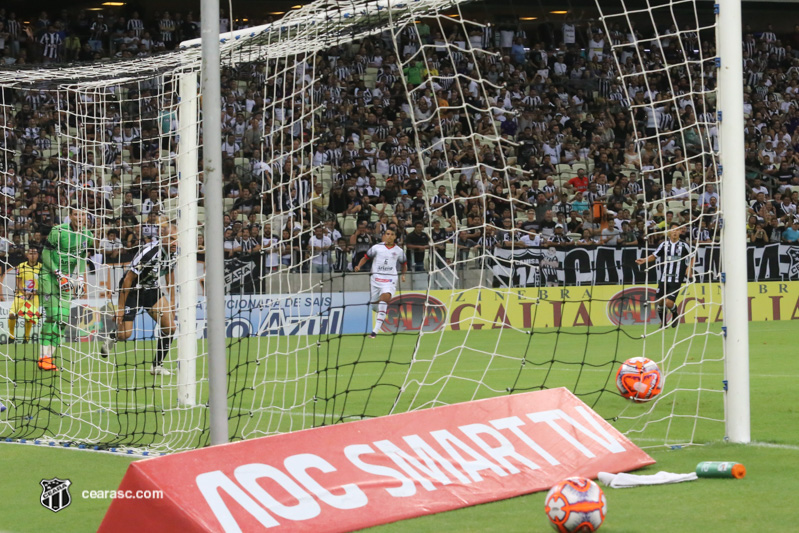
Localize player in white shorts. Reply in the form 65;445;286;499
354;228;407;337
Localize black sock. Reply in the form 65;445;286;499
155;336;172;367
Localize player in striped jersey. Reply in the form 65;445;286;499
636;223;694;328
100;225;178;375
354;228;407;338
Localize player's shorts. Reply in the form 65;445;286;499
370;276;397;303
656;281;682;303
121;287;162;322
10;295;41;322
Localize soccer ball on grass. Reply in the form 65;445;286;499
544;476;607;533
615;356;663;402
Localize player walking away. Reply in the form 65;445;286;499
7;248;42;344
636;222;694;328
100;224;177;376
354;228;407;338
39;209;92;371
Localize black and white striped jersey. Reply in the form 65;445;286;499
477;234;497;250
325;148;342;167
159;19;176;42
625;181;642;196
389;163;409;177
240;237;260;255
543;184;559;198
430;194;449;207
548;234;572;244
771;45;786;62
657;112;674;132
653;239;691;283
126;239;175;289
6;19;21;39
39;32;62;60
692;227;711;242
127;18;144;37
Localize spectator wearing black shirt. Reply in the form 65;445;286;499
349;220;373;270
7;233;26;267
232;188;259;216
538;210;557;240
405;221;430;271
547;224;573;248
410;190;427;224
381;177;399;205
454;175;472;198
344;187;366;220
455;230;476;265
519;208;539;232
333;238;349;272
750;222;769;245
430;219;450;269
328;185;348;214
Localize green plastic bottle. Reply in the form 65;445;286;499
695;461;746;479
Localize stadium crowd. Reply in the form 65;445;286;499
2;7;799;289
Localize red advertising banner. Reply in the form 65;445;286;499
100;388;654;533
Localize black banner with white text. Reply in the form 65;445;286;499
491;244;799;287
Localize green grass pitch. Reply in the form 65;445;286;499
0;320;796;532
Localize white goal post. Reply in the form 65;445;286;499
715;0;750;444
176;70;200;407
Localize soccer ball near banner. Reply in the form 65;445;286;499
615;357;664;402
544;477;607;533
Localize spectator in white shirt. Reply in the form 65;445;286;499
261;224;281;271
100;228;124;264
312;145;328;167
221;134;241;157
308;225;333;273
700;184;720;206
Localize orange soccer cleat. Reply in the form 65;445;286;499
37;357;59;371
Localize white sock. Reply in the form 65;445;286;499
41;345;52;359
373;301;388;334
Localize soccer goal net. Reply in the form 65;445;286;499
0;0;746;453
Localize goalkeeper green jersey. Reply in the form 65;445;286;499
42;222;92;275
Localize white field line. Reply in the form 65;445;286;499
0;397;331;418
749;441;799;451
2;365;796;384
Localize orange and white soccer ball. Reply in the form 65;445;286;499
544;477;607;533
616;356;663;402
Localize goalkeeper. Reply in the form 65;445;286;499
39;209;92;371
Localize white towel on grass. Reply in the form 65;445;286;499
597;471;698;489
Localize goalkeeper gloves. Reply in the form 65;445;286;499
54;270;85;298
55;270;73;293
